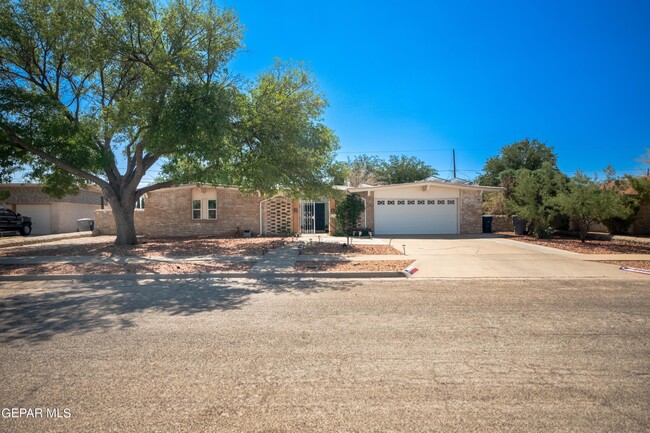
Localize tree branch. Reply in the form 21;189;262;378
135;180;173;198
1;124;110;190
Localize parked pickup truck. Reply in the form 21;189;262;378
0;208;32;235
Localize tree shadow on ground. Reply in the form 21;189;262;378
0;277;354;343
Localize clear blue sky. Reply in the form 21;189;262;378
227;0;650;180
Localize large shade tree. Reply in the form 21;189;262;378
477;138;558;187
0;0;338;245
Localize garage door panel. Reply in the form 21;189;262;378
16;204;51;235
375;199;457;234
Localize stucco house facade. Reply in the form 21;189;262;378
0;183;103;235
93;181;503;237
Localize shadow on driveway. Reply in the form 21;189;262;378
0;277;353;343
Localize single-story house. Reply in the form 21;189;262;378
0;183;103;235
93;181;504;237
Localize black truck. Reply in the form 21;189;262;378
0;208;32;235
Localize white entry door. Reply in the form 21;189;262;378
374;198;458;234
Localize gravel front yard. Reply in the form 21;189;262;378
602;260;650;271
294;259;414;272
300;243;402;255
502;234;650;254
0;236;288;257
0;261;253;275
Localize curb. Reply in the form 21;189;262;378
0;271;407;282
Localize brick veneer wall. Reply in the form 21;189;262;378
459;189;483;234
95;186;278;237
489;215;512;232
0;184;102;205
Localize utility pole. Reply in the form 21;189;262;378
452;149;457;178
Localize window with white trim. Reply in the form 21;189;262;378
192;200;202;219
191;187;218;220
447;199;456;205
207;200;217;219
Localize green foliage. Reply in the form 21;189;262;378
482;192;511;216
378;155;437;184
1;0;339;244
0;190;10;201
626;175;650;202
477;138;558;187
344;155;384;187
507;163;568;238
333;193;365;236
553;170;637;242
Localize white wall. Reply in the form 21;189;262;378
373;185;460;199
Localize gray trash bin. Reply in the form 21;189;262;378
76;218;94;232
242;229;252;238
512;216;527;235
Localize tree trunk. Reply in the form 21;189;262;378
112;203;138;245
104;187;138;246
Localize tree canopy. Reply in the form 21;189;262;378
340;154;437;186
477;138;558;187
0;0;339;244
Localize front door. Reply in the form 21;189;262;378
314;203;326;232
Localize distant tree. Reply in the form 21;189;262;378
378;155;437;184
507;163;568;238
344;155;383;187
477;138;558;187
553;169;637;242
0;0;338;245
626;175;650;202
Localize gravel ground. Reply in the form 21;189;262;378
0;278;648;432
294;259;413;272
0;236;288;258
502;235;650;254
301;243;401;255
602;260;650;271
0;261;253;275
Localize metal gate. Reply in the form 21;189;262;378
300;201;315;234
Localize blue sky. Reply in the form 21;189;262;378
227;0;650;181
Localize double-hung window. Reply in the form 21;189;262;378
192;198;217;220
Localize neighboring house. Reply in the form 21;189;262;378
94;181;504;237
0;184;103;235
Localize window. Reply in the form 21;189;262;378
417;200;425;205
192;200;201;219
387;200;395;205
377;200;385;205
135;196;145;209
407;200;415;205
208;200;217;219
437;200;445;205
427;200;435;205
397;200;405;205
447;200;455;205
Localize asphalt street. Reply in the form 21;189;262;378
0;277;649;432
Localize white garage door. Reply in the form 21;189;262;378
374;198;458;235
16;204;51;235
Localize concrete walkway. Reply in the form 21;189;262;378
250;244;300;274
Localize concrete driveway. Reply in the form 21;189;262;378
389;235;648;279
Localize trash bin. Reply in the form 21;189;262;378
512;216;527;235
76;218;93;232
242;229;252;238
482;216;493;233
